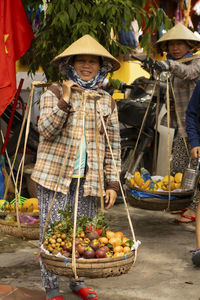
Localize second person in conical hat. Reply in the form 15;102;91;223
153;23;200;223
31;35;121;300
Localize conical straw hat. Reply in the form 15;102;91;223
155;23;200;52
52;34;120;72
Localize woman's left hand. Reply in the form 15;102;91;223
105;189;117;210
191;146;200;159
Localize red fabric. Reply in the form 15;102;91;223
0;0;34;116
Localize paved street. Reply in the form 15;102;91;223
0;202;199;300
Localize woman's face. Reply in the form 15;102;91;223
74;55;100;81
168;40;190;59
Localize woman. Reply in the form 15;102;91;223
31;35;121;300
154;23;200;223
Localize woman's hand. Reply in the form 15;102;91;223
105;189;117;210
62;80;78;102
191;146;200;159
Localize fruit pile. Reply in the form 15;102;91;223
154;173;183;191
0;197;39;213
43;206;133;259
129;171;183;192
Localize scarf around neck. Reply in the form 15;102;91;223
66;65;107;90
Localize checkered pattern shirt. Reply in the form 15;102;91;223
161;55;200;137
31;84;121;197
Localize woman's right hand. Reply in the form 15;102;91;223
62;80;78;102
191;146;200;159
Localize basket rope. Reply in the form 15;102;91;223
166;73;172;209
16;84;35;236
152;77;161;175
94;97;104;211
169;78;190;158
96;100;137;265
71;91;86;280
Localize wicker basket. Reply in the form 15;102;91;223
41;250;135;278
126;185;194;211
0;219;39;240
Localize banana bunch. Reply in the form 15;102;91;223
129;172;183;192
129;171;151;190
153;172;183;191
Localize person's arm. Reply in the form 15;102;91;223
38;82;73;140
154;57;200;81
169;57;200;81
186;80;200;150
104;98;121;209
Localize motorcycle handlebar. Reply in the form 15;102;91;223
131;55;155;74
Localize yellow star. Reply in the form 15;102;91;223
4;34;9;54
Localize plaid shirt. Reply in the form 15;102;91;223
31;84;121;197
161;55;200;137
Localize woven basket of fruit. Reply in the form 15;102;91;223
0;197;40;239
126;171;194;211
40;206;136;278
0;218;39;239
41;250;135;278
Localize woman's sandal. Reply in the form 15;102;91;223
174;213;195;223
70;279;98;300
170;208;187;215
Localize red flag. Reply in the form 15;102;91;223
0;0;34;116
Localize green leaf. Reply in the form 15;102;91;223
21;0;173;81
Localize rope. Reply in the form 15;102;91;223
94;98;104;212
166;74;171;210
96;100;138;264
176;55;200;64
169;78;190;158
152;78;160;175
71;91;86;280
15;83;35;239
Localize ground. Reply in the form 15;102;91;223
0;202;200;300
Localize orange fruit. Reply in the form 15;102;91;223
109;237;121;248
113;245;124;253
98;236;109;245
106;230;115;240
114;231;124;240
123;246;131;253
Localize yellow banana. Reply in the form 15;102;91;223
141;179;151;190
129;177;136;187
134;171;142;186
